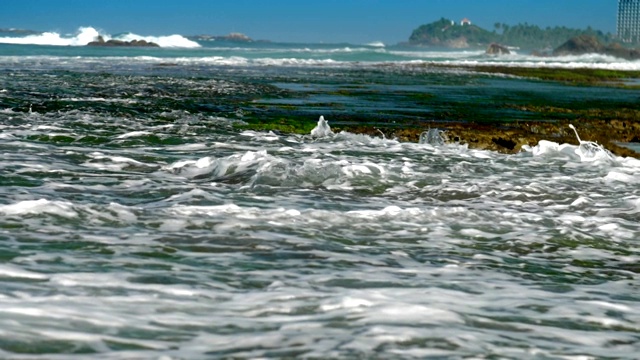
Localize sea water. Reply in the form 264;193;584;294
0;28;639;359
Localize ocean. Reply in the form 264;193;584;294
1;27;639;359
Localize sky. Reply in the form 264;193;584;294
1;0;618;44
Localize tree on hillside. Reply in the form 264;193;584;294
408;19;614;49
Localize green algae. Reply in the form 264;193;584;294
470;65;640;87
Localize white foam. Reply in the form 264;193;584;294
0;199;77;218
163;150;274;180
116;131;152;139
372;304;463;325
115;32;200;48
523;138;620;163
0;265;48;280
0;26;200;48
310;116;334;138
107;202;138;223
366;41;386;48
604;171;639;184
321;297;374;312
0;27;100;46
240;130;280;141
67;97;137;103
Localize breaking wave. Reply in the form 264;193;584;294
0;26;200;48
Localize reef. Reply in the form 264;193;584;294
242;63;640;158
334;118;639;158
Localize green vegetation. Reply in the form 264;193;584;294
409;18;614;49
467;65;640;87
409;18;496;47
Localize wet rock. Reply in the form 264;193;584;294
553;35;604;56
87;36;160;47
337;120;638;158
486;43;510;55
553;35;640;60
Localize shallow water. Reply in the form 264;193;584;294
1;51;640;359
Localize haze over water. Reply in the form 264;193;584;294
0;24;639;359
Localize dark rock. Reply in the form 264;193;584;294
492;137;516;150
86;36;160;47
552;35;604;56
530;50;551;57
187;32;263;42
552;35;640;60
486;43;510;55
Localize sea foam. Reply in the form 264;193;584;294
0;27;100;46
115;32;200;48
0;26;200;48
0;199;77;218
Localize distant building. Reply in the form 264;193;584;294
618;0;640;42
460;18;472;26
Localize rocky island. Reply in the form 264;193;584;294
187;32;267;42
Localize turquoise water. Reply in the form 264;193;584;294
0;38;639;359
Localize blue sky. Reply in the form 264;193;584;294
1;0;617;44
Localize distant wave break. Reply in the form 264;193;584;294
0;27;201;48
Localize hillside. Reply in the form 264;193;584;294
409;18;496;48
408;18;614;50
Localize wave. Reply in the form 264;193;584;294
0;27;100;46
3;54;640;71
1;51;639;71
113;32;200;48
436;58;640;71
366;41;386;48
0;26;200;48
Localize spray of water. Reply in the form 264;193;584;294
419;128;446;146
310;115;334;138
568;124;615;161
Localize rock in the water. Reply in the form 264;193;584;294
87;36;160;47
552;35;640;60
486;43;510;55
552;35;603;56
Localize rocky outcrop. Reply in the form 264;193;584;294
86;36;160;47
486;43;510;55
187;33;264;42
552;35;604;56
552;35;640;60
336;120;639;158
602;42;640;60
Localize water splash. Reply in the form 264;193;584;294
0;26;200;48
310;115;334;138
0;27;101;46
419;128;445;146
568;124;616;162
